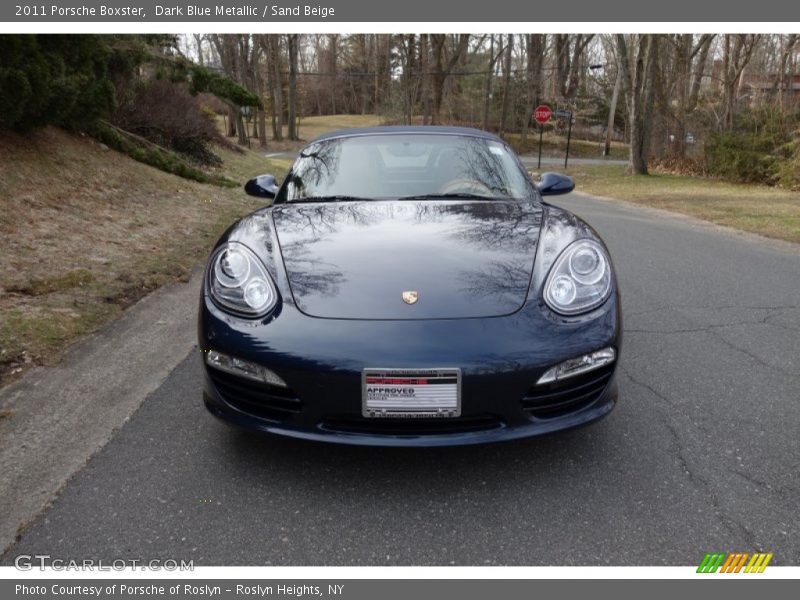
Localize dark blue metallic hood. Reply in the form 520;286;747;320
270;199;544;320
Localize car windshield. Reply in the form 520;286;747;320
275;133;534;203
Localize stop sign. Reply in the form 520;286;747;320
534;105;552;125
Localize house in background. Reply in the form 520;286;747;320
709;59;800;108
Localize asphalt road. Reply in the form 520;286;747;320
3;194;799;566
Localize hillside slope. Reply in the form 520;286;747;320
0;127;289;385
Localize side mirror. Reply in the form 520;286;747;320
536;172;575;196
244;174;280;199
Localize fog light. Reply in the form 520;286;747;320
536;347;616;385
205;349;287;387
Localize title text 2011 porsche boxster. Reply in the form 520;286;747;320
199;126;621;446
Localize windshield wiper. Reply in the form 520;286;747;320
397;193;500;201
291;195;373;203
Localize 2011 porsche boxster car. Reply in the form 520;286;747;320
199;126;621;446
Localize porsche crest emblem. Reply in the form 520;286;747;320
402;291;419;305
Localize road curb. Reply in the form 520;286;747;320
0;267;204;556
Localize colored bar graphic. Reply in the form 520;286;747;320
697;553;726;573
745;554;762;573
759;553;774;572
697;554;712;573
719;553;736;573
699;552;773;573
733;553;749;573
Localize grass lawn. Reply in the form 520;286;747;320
554;164;800;244
0;127;291;385
295;114;383;141
505;132;629;159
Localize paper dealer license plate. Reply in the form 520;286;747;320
362;368;461;418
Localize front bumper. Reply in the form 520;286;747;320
199;293;621;447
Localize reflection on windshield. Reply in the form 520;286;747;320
276;134;533;202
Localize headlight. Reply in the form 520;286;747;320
208;242;278;317
543;239;612;315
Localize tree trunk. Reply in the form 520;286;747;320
287;34;299;140
398;34;418;124
554;34;570;99
269;36;284;141
565;35;594;100
688;34;714;112
251;43;267;147
193;34;205;65
420;34;431;125
354;34;370;114
429;34;470;125
499;34;514;137
328;34;339;115
616;34;659;175
482;35;495;131
226;106;238;137
665;35;688;158
774;35;798;110
521;34;545;144
720;34;761;131
431;72;445;125
255;82;267;147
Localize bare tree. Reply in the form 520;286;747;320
397;34;423;124
429;34;470;124
263;35;284;141
499;34;515;136
663;34;715;157
192;34;206;66
554;34;594;100
251;40;267;146
185;33;800;174
616;34;661;174
774;34;799;110
720;34;761;130
327;34;340;114
521;34;546;143
419;34;432;124
353;34;371;114
209;34;248;144
481;35;502;131
287;34;299;140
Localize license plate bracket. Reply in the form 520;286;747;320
362;368;462;418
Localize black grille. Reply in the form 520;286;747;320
320;414;503;436
208;368;301;422
522;364;614;420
